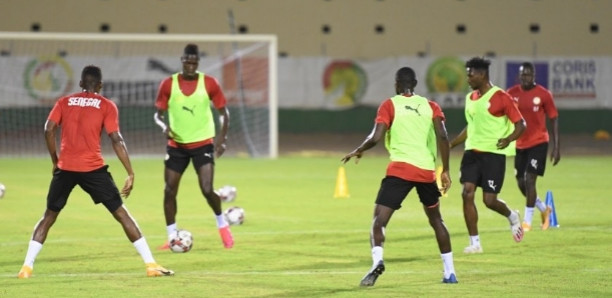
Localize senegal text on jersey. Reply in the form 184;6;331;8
67;97;102;109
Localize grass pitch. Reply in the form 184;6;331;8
0;155;611;297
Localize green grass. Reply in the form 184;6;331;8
1;155;611;297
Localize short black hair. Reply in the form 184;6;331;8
465;57;491;72
81;65;102;82
520;61;534;71
395;67;417;92
183;43;199;56
396;67;416;83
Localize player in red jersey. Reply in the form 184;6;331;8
342;67;457;286
18;65;173;278
153;44;233;250
507;62;560;231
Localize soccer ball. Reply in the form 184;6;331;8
224;207;245;225
216;185;237;203
169;229;193;253
0;183;5;199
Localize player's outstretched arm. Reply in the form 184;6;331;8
341;123;387;164
434;117;451;193
109;131;134;198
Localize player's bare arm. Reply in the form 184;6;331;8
342;123;387;164
215;106;230;158
109;131;134;198
434;117;451;193
497;119;525;149
449;127;467;149
153;109;174;139
43;119;59;172
550;116;561;165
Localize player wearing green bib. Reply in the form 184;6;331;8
154;44;233;250
450;57;526;253
343;67;457;286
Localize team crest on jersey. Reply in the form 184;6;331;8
532;96;541;111
23;56;74;104
533;97;541;105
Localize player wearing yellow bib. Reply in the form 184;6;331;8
450;57;526;253
154;44;233;249
343;67;457;286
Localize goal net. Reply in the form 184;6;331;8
0;32;278;158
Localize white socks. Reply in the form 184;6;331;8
508;210;520;225
216;214;228;228
371;246;383;267
169;214;229;236
23;240;43;268
133;237;155;264
166;223;177;240
535;197;547;212
469;235;481;247
441;252;455;278
524;207;534;225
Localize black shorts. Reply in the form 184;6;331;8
46;165;123;213
515;142;548;178
459;150;506;194
375;176;441;210
165;144;215;174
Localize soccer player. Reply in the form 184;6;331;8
153;44;233;250
342;67;457;286
507;62;560;231
449;57;526;254
17;65;173;278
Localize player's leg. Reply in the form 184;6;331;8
360;176;407;287
525;143;551;229
195;163;222;214
81;166;173;277
163;168;183;226
479;153;523;242
19;169;76;278
360;205;392;287
108;204;174;277
515;148;534;231
160;146;190;249
419;183;457;283
515;148;528;197
459;151;482;253
192;144;233;248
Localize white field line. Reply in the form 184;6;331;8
3;267;612;279
2;224;610;247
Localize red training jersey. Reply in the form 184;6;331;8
375;95;445;183
469;88;523;124
507;84;558;149
47;91;119;172
155;73;227;149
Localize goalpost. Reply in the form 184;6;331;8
0;32;278;158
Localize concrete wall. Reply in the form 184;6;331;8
1;0;610;58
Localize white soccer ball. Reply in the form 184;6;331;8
216;185;237;203
0;183;5;199
224;207;245;225
169;229;193;253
